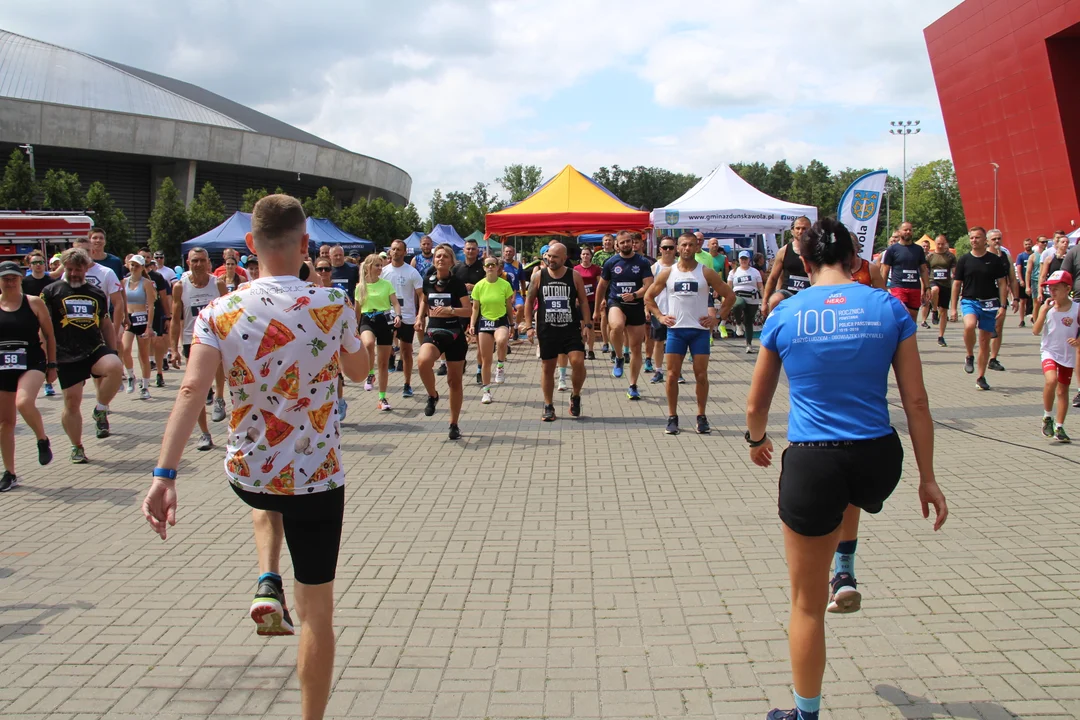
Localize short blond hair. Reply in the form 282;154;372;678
252;194;307;251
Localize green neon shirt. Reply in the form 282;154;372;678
470;277;514;320
358;277;394;313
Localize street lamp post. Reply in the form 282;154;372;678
889;120;920;222
990;162;1000;229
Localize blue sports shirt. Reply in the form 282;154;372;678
601;254;653;304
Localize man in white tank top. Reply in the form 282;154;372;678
645;232;735;436
171;247;227;450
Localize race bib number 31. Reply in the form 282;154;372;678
673;280;699;295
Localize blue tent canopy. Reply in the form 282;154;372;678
307;218;375;256
182;211;251;254
428;224;465;249
403;231;426;252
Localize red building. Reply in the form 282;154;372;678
925;0;1080;252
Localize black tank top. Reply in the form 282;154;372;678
782;240;810;293
0;294;45;370
536;268;580;331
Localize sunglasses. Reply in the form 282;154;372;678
30;259;45;265
316;266;331;272
660;246;676;251
484;263;498;268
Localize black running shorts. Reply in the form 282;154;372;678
538;329;585;361
649;316;668;341
778;429;903;537
57;346;116;390
422;327;468;362
231;484;345;585
395;324;416;344
359;312;394;346
933;283;951;310
610;301;647;326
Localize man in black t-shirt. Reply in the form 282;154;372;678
328;245;359;299
40;248;124;462
949;227;1008;391
454;238;486;384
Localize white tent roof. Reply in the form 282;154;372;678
652;164;817;234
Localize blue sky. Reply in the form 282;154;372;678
4;0;964;209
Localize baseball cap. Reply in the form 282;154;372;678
0;260;22;277
129;254;145;266
540;244;550;256
1046;270;1073;287
738;250;751;259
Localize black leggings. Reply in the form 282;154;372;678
733;298;758;342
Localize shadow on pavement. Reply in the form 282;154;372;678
20;485;138;506
875;684;1019;719
0;600;95;641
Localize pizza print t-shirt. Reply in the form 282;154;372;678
191;276;362;496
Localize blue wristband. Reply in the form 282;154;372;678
153;467;177;480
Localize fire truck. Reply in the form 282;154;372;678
0;211;94;266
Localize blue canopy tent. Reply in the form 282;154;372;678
403;231;426;253
428;224;465;249
181;211;251;254
306;218;375;256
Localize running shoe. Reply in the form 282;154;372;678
964;356;975;374
610;351;617;364
696;415;711;434
377;398;392;412
557;375;568;392
1019;320;1026;328
542;404;556;422
475;368;483;386
644;358;654;373
92;407;110;439
149;359;156;370
612;359;624;378
1056;426;1071;444
937;336;947;347
827;572;861;614
37;438;52;466
1074;391;1080;409
932;310;940;324
976;376;990;391
766;708;800;719
212;397;226;422
0;471;17;493
650;370;664;384
677;374;686;385
196;433;213;451
665;415;679;435
601;343;610;353
388;357;396;373
988;358;1006;371
587;350;596;360
206;389;214;405
43;383;55;397
125;376;135;394
250;579;295;636
735;325;744;337
402;384;414;398
448;423;461;440
718;325;728;339
396;359;403;372
140;387;151;400
70;445;87;464
569;395;581;418
494;366;505;384
623;350;630;365
626;384;641;401
481;391;493;404
745;345;754;354
155;373;165;388
364;374;375;391
338;398;348;421
921;321;931;329
1043;416;1055;438
436;363;448;377
162;356;170;371
425;395;439;416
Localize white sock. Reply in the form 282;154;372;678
1056;423;1064;430
1045;410;1053;419
141;378;149;389
95;403;107;413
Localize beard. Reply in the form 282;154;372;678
67;278;86;288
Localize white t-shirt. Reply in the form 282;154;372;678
64;263;120;298
1042;247;1057;263
192;276;362;494
728;266;763;304
1041;300;1080;368
381;262;424;323
156;266;176;284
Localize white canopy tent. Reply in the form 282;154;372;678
651;164;818;260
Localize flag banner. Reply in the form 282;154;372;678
837;170;889;261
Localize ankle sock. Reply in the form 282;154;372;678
835;539;857;577
1045;410;1053;419
794;691;820;720
558;367;567;380
378;392;386;400
1056;423;1064;430
497;361;504;368
95;403;107;413
258;572;282;587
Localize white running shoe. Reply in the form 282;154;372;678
557;375;568;392
481;391;493;404
196;433;213;451
735;326;744;337
139;387;151;400
126;376;135;394
494;366;505;384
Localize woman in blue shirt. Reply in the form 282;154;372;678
745;218;948;720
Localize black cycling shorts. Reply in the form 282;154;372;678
152;312;168;337
359;312;394;346
610;301;647;326
57;346;116;390
933;283;952;310
231;484;345;585
778;429;903;537
422;327;468;362
649;316;668;341
538;329;585;361
395;324;416;344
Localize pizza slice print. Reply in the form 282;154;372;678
271;362;301;400
309;303;344;334
228;357;256;387
260;409;294;447
310;351;340;383
227;450;251;478
266;462;295;495
255;319;297;360
229;404;253;431
306;448;341;486
214;307;245;339
307;401;335;433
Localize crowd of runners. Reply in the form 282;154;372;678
13;193;1080;719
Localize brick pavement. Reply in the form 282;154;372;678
1;322;1079;719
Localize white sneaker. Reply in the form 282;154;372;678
211;397;226;422
126;376;135;394
481;391;493;404
139;386;151;400
196;433;213;451
494;366;505;384
557;375;568;392
735;326;744;337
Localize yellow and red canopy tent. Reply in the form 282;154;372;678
485;165;651;238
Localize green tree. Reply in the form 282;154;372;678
399;203;423;235
149;177;189;260
905;159;967;246
303;186;339;222
187;181;227;237
427;189;470;233
591;165;698;210
498;164;544;203
764;160;794;200
954;234;971;257
40;169;84;210
84;181;135;257
731;161;769;191
463;182;501;236
240;187;268;213
0;149;38;209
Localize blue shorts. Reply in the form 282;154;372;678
665;328;710;357
514;295;524;307
961;298;999;333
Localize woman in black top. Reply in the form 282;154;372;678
0;260;57;491
415;244;473;440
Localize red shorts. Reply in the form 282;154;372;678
889;287;923;310
1041;358;1074;386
